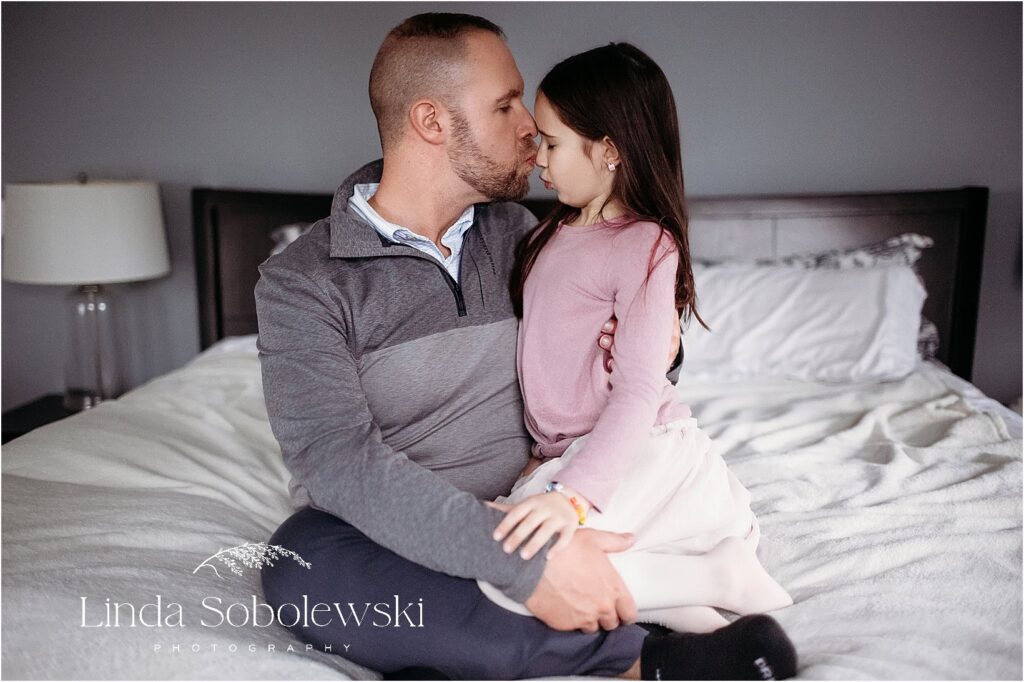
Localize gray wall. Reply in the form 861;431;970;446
2;1;1021;409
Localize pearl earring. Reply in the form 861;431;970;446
607;162;617;171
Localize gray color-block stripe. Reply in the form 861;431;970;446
359;318;529;500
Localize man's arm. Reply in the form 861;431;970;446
255;258;544;603
666;333;684;384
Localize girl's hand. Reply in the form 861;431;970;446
490;488;591;560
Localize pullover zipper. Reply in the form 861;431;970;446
449;229;468;316
441;268;467;317
376;226;470;317
389;242;467;317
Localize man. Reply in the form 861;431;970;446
256;12;796;680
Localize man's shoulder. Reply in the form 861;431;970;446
258;218;333;286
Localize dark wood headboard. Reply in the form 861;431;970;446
193;185;987;380
193;188;333;348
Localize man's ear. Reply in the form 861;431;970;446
408;100;446;145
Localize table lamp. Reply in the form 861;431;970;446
2;176;171;411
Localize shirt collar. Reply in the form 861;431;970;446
349;183;475;247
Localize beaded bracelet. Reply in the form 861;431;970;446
545;482;587;526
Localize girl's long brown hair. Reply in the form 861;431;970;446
510;42;707;333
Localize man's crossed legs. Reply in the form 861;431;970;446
262;507;796;680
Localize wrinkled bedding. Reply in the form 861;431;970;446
2;335;1020;679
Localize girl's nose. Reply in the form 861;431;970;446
535;145;548;168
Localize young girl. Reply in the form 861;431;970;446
477;43;793;634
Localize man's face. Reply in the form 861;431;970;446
446;31;537;202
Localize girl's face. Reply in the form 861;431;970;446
533;92;618;213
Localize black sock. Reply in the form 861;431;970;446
640;614;798;680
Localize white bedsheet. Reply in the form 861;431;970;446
2;335;1020;679
1;339;372;680
676;363;1022;680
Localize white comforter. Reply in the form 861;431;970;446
2;336;1020;680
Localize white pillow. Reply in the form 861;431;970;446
681;263;926;383
695;232;940;360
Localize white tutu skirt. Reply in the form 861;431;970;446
478;417;759;614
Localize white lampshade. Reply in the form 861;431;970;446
2;180;170;285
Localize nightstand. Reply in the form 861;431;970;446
2;394;75;444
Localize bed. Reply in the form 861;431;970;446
2;183;1020;680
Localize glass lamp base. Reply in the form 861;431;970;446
63;388;105;412
64;284;122;412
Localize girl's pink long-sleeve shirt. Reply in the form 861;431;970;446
517;217;692;511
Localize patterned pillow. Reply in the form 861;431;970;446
695;233;940;359
917;318;940;361
269;222;314;257
696;233;934;269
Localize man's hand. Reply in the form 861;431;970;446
598;313;681;373
523;528;638;633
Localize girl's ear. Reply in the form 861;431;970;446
408;99;446;145
600;136;622;168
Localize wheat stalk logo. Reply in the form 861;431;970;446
193;542;311;579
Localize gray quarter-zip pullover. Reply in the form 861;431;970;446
255;159;546;602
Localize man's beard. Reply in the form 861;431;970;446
448;110;533;202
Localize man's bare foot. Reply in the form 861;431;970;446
709;537;793;615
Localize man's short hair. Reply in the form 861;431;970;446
369;13;505;150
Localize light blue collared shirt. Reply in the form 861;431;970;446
349;183;475;282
